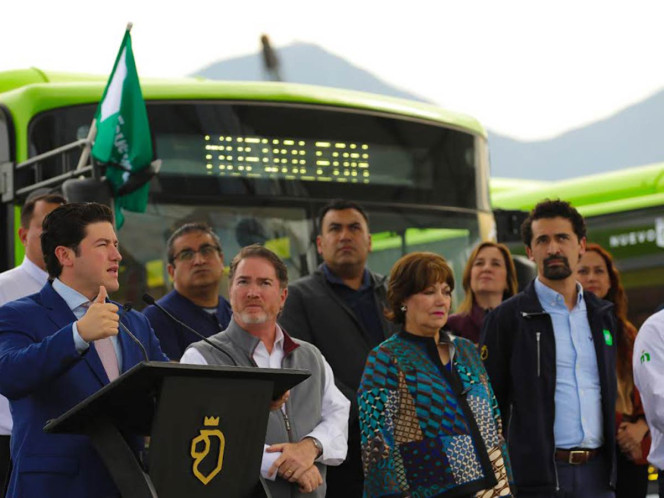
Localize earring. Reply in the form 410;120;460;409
400;305;407;312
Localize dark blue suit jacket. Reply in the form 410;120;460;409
0;282;168;498
143;289;231;360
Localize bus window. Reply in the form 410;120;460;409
114;203;480;308
117;204;312;305
25;102;482;210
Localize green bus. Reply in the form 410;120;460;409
0;68;494;305
491;161;664;326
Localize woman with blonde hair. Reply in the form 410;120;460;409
576;243;650;498
447;242;518;343
358;252;513;497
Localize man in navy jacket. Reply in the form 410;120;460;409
143;222;231;360
481;199;617;498
0;203;167;498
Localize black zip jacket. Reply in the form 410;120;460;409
279;265;397;419
480;280;617;495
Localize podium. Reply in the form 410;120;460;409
44;362;310;498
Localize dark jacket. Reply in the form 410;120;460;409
279;266;397;417
480;280;617;495
143;289;231;360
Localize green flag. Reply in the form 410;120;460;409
91;28;152;228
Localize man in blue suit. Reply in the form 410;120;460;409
0;202;168;498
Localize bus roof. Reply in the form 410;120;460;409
490;177;547;196
0;67;486;138
491;162;664;217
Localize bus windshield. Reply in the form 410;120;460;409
27;101;485;209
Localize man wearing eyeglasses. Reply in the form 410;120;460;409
143;223;232;360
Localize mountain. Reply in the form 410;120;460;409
193;42;428;103
488;90;664;180
193;43;664;181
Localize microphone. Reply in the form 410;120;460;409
142;293;237;364
118;303;149;363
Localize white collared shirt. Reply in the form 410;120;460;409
634;309;664;469
0;257;50;435
181;325;350;479
0;256;48;305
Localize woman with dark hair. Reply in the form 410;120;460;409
576;243;650;498
358;252;513;497
447;242;518;343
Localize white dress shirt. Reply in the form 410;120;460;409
633;309;664;469
0;257;48;305
0;257;50;435
181;325;350;479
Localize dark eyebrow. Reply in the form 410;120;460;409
329;221;361;228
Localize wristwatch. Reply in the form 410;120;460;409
307;437;323;458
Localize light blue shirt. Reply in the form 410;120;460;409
52;279;123;370
534;278;603;449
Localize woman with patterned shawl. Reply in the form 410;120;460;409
358;252;513;497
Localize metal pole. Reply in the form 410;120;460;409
75;119;97;172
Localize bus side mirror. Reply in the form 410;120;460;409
62;178;113;207
493;209;529;243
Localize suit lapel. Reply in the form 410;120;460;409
40;284;78;331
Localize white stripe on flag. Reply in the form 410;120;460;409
98;47;128;122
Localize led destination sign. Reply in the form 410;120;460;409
204;135;371;183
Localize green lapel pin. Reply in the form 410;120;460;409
603;329;613;346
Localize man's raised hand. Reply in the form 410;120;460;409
77;286;119;342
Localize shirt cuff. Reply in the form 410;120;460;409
261;444;279;480
72;322;90;354
303;431;327;461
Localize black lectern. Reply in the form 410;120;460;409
44;362;310;498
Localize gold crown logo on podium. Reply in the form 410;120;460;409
191;415;226;485
204;416;220;426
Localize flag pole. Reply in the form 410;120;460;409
75;22;133;173
75;119;97;172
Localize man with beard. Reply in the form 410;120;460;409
480;199;617;498
279;200;397;497
181;244;350;497
143;223;231;360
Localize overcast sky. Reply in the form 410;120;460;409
4;0;664;140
